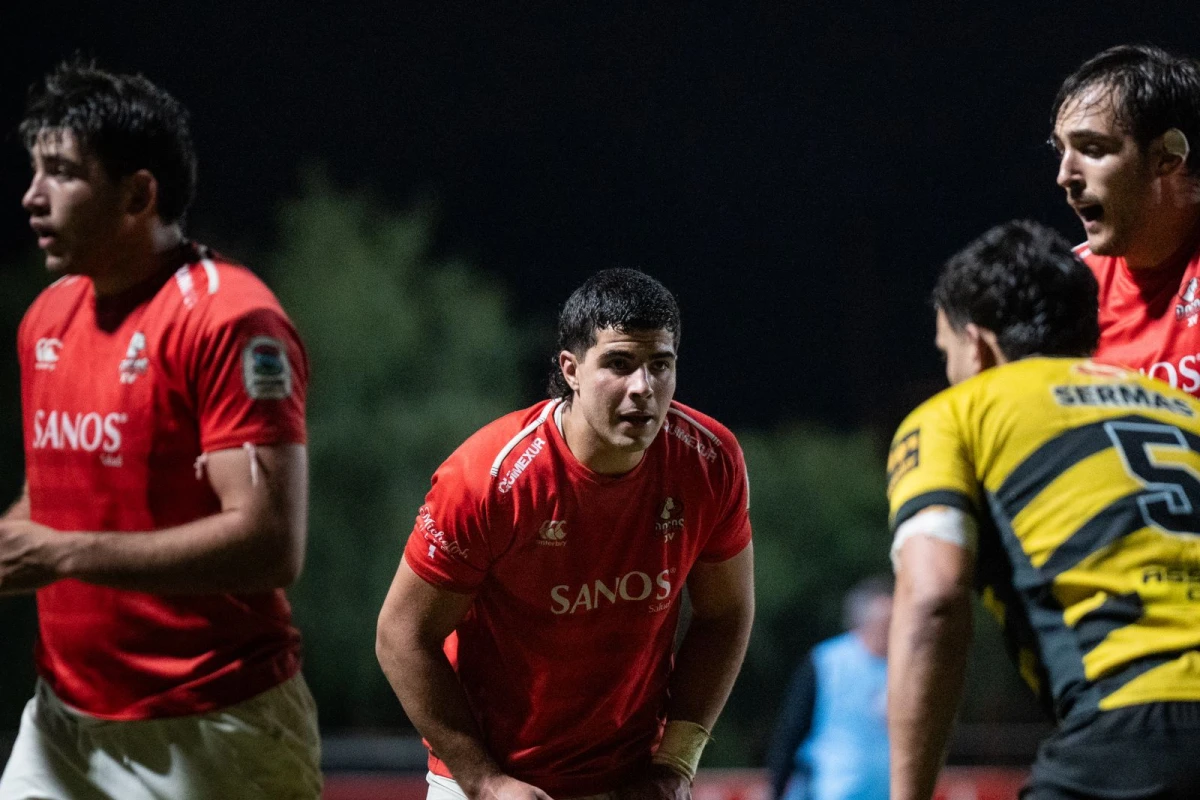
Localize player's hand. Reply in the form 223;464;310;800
618;765;691;800
0;519;63;594
475;773;554;800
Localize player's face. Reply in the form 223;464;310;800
560;327;677;473
935;308;979;386
1052;86;1159;260
23;129;127;277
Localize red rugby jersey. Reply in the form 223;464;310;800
404;399;752;797
18;243;308;720
1080;237;1200;396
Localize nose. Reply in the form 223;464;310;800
23;173;47;215
1056;149;1082;195
627;365;653;398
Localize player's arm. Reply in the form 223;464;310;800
2;482;30;522
0;444;306;594
376;559;552;800
638;542;754;799
888;507;975;800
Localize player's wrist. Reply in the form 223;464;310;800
651;720;713;782
49;530;102;580
460;762;509;800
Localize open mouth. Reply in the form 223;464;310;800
618;412;654;427
1077;204;1103;224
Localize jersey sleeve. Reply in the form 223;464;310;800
699;435;752;563
403;451;508;594
192;307;309;453
887;394;981;533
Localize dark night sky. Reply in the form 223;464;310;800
4;3;1200;432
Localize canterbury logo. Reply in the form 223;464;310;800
538;519;567;545
35;338;62;370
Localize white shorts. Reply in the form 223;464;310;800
0;674;322;800
426;772;620;800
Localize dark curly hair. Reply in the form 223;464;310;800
20;60;198;224
1053;44;1200;175
547;268;681;399
933;220;1099;360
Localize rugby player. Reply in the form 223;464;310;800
376;268;755;800
1052;45;1200;395
888;220;1200;799
0;62;321;798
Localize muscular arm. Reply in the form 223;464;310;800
669;543;755;726
0;444;307;594
376;559;550;800
622;545;754;800
888;523;974;800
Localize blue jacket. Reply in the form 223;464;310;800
766;633;889;800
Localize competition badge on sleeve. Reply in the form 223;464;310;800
242;336;293;399
887;429;920;495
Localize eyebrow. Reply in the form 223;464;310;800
599;347;676;360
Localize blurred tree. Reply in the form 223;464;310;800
720;423;1045;769
268;173;529;728
712;424;893;766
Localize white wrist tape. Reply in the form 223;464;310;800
891;506;978;573
651;720;712;781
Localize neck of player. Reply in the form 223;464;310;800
1127;192;1200;271
91;224;185;298
560;401;647;476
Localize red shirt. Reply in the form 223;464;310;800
1080;238;1200;395
18;244;308;720
404;399;752;797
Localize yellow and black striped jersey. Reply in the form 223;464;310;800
888;357;1200;722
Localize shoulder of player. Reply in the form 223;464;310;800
892;359;1076;446
443;400;560;496
662;401;741;465
22;274;88;322
170;251;290;324
891;381;967;444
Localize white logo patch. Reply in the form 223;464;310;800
242;336;292;399
119;332;149;384
35;338;63;370
537;519;568;546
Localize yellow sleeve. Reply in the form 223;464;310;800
887;392;982;532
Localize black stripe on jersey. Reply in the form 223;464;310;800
993;422;1116;517
995;415;1200;520
975;514;1057;714
891;490;975;532
1073;591;1144;654
987;493;1092;720
1037;493;1148;579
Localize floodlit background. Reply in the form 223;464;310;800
3;3;1195;794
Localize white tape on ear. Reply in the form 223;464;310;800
1164;128;1190;161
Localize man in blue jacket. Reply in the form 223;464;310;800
767;576;893;800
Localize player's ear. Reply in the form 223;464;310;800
1154;128;1190;177
970;324;1004;371
964;321;993;376
122;169;159;219
559;350;581;394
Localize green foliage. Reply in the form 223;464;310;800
268;174;529;728
711;424;892;765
